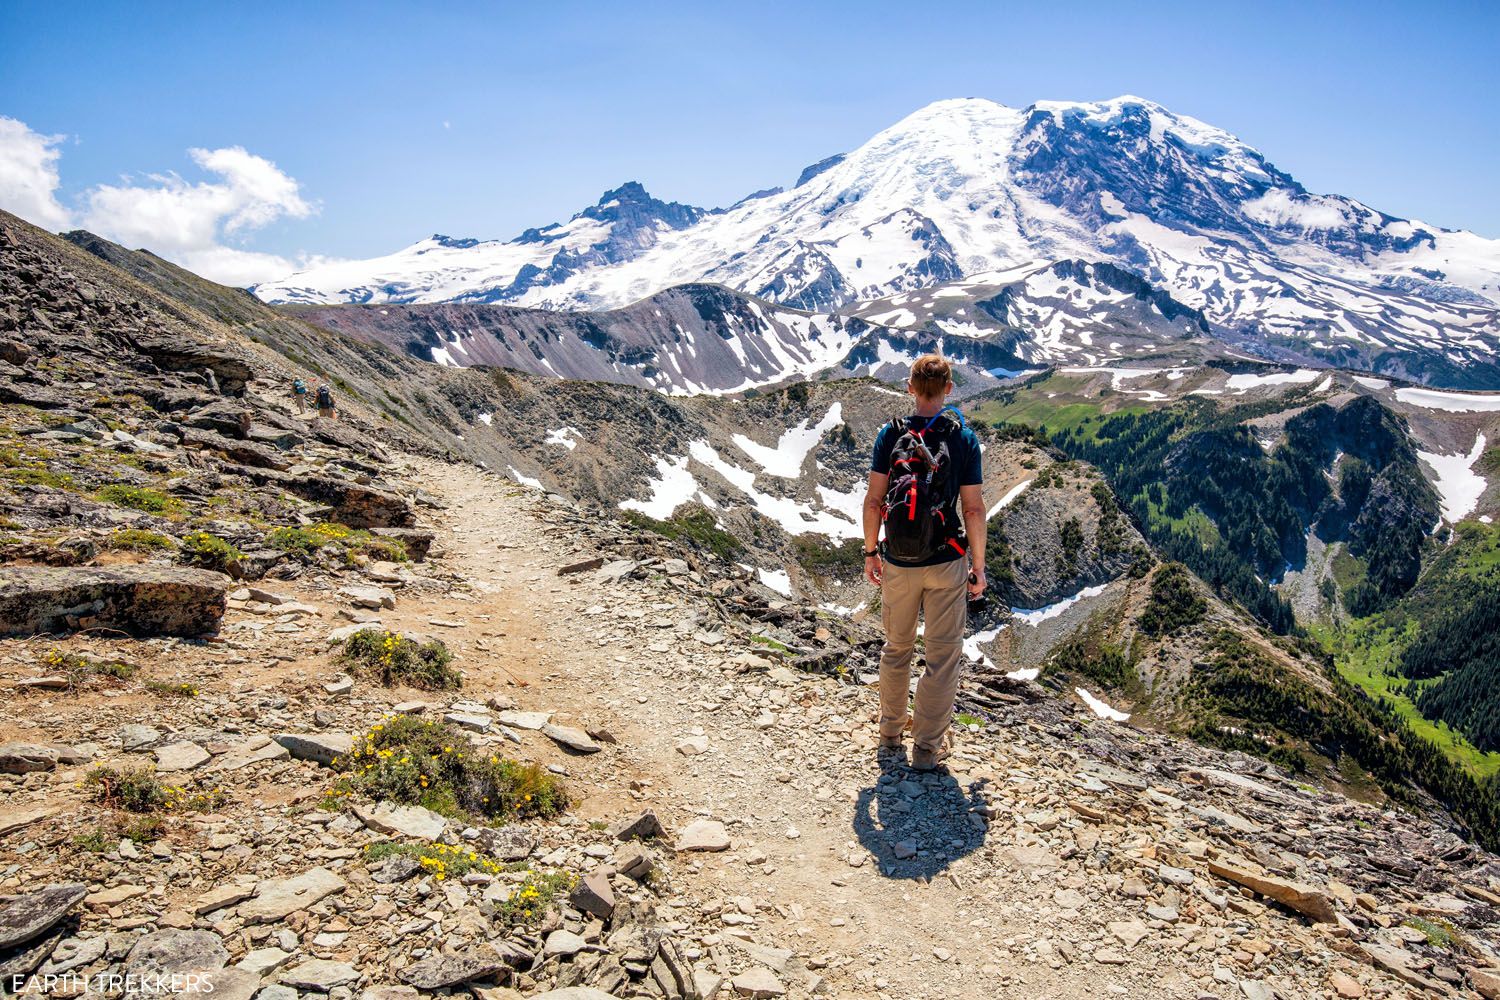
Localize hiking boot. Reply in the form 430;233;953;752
911;741;950;772
876;735;906;766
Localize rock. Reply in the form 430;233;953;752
195;884;255;915
273;732;353;766
1471;968;1500;1000
610;811;661;841
340;585;395;609
124;929;229;976
1206;858;1336;923
354;802;448;840
240;868;347;924
399;951;507;989
86;885;148;906
544;929;586;958
155;741;210;772
279;959;361;991
1108;919;1149;949
496;710;551;731
731;968;785;998
369;855;423;884
369;527;434;561
365;561;404;583
530;990;619;1000
569;872;615;920
677;820;730;852
1328;971;1365;998
186;968;259;1000
0;884;87;951
206;735;290;772
1358;942;1445;992
119;724;160;750
0;566;230;637
676;735;710;756
231;468;414;529
0;806;56;838
258;987;299;1000
615;842;654;881
445;712;491;732
237;947;293;977
471;825;535;862
558;556;605;576
542;724;601;754
0;744;57;775
1093;948;1127;965
41;935;107;975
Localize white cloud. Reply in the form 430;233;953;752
0;114;319;287
0;116;73;230
82;145;314;285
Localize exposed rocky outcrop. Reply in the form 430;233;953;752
0;566;230;637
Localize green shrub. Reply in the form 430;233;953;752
96;485;181;515
495;869;577;926
145;679;198;698
1140;562;1208;637
269;522;405;563
333;716;567;823
106;529;175;553
792;535;863;579
340;630;460;690
621;506;741;562
83;765;170;812
41;649;137;687
1045;636;1134;688
364;840;512;881
179;531;242;573
268;526;327;556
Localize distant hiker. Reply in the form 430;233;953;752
292;377;308;413
863;354;986;771
315;382;336;419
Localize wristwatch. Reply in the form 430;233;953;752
864;549;879;558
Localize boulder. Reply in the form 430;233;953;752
610;811;661;841
0;806;56;838
399;951;507;990
229;467;414;528
1206;858;1336;923
0;566;230;637
273;732;353;766
0;884;87;951
124;929;229;976
542;724;601;754
471;825;536;862
569;872;615;920
0;744;58;775
353;803;447;841
155;741;210;772
340;585;395;609
369;527;433;561
239;868;346;924
279;959;361;991
677;820;730;852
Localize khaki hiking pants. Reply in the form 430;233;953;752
878;557;967;753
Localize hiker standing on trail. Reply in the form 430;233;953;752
292;377;308;413
315;381;336;420
862;354;986;771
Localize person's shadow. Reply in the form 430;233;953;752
852;762;990;881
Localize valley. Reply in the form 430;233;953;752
5;91;1500;1000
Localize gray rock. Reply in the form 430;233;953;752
273;732;353;766
615;842;654;881
569;872;615;920
279;959;361;991
369;856;423;884
40;934;106;974
339;585;394;609
496;710;550;731
353;803;447;841
155;740;210;772
609;811;661;841
119;724;161;751
0;744;57;775
0;566;231;637
399;951;507;989
257;987;299;1000
471;825;535;862
237;947;293;977
542;724;601;754
543;930;586;958
0;884;87;951
124;929;229;976
676;820;730;852
187;968;260;1000
240;868;346;924
731;968;785;998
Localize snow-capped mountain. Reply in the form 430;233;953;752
256;96;1500;387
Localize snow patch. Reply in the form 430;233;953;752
757;568;793;596
732;403;843;478
619;455;698;519
987;479;1031;519
545;426;583;451
1075;687;1130;722
1418;433;1488;523
507;466;543;490
1395;388;1500;413
1011;584;1108;626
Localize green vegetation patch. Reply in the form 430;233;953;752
792;535;864;580
339;629;460;690
331;716;567;823
96;484;182;515
269;521;408;563
105;529;175;553
621;505;742;562
1140;562;1207;638
179;531;243;573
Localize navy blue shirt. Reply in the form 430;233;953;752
871;411;983;566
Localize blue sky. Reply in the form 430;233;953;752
1;0;1496;281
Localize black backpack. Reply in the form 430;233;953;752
316;385;333;407
881;413;965;563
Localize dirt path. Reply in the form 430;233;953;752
405;457;1215;1000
